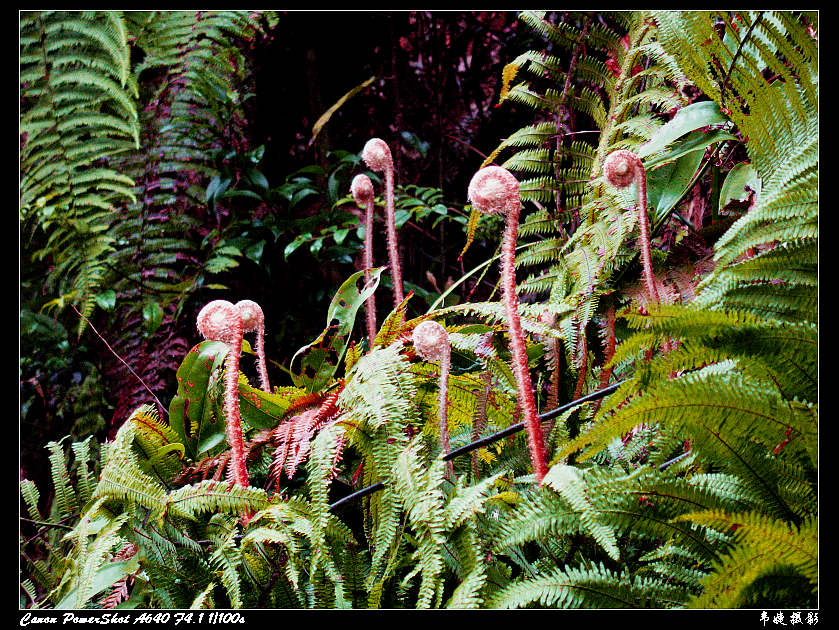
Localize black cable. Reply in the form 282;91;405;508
329;380;627;512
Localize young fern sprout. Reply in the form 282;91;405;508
196;300;249;489
235;300;270;393
362;138;404;307
412;320;453;476
603;149;660;305
467;166;549;484
351;174;378;346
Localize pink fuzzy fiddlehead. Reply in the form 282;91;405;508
412;320;453;476
197;300;249;489
351;174;378;346
603;150;660;305
235;300;270;393
362;138;404;308
468;166;549;484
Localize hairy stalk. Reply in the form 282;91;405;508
603;150;659;305
593;301;617;414
362;138;404;307
197;300;249;489
351;174;378;346
236;300;270;393
468;166;548;483
412;320;453;477
573;319;588;400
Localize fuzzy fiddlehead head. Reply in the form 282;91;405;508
235;299;270;393
467;165;521;217
467;166;549;484
236;299;264;333
412;320;452;474
196;300;249;489
603;149;643;189
412;320;450;362
351;173;375;206
361;138;394;173
197;300;244;346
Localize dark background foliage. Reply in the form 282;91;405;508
20;11;530;492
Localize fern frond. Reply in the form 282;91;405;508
490;560;688;608
676;510;817;608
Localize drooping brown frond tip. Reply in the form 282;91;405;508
352;174;378;346
235;299;270;393
467;165;520;216
362;138;403;307
412;320;453;476
196;300;249;490
467;166;549;484
361;138;394;173
603;149;660;306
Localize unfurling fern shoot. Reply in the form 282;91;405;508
603;150;660;305
412;320;453;477
351;174;378;346
362;138;404;307
468;166;549;484
197;300;249;488
235;300;270;393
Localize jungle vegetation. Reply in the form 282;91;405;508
20;10;817;610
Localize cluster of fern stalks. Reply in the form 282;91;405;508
20;10;817;610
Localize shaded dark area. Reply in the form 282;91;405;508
20;11;532;489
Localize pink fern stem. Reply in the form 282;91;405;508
362;138;404;307
468;166;549;484
603;150;659;305
351;174;378;346
412;320;453;477
197;300;249;489
236;300;270;393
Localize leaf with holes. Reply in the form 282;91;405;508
290;267;384;392
168;341;230;459
237;377;299;429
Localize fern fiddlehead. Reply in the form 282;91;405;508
412;320;453;477
196;300;249;490
467;165;548;483
235;300;270;394
362;138;404;307
351;173;378;346
603;149;659;306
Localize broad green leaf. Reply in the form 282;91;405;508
168;341;230;459
644;129;736;170
719;162;761;211
638;101;729;158
284;233;311;259
142;302;164;335
244;240;265;263
333;228;350;245
93;290;116;311
237;377;299;429
291;267;385;392
246;168;269;192
646;146;704;225
55;558;138;609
